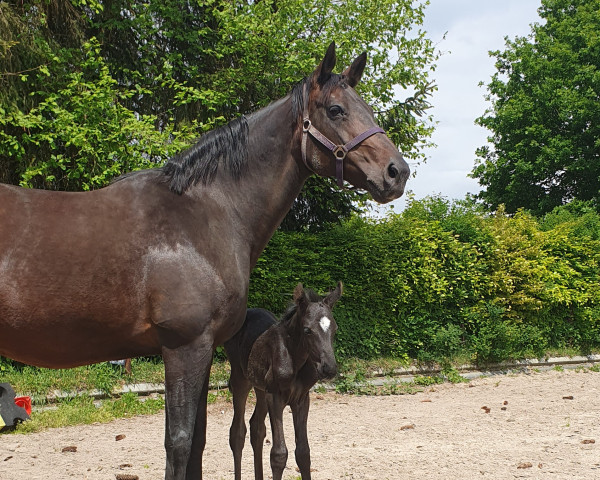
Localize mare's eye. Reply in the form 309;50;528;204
303;327;312;335
328;105;344;117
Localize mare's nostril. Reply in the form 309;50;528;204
388;164;399;179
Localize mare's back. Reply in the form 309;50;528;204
225;308;276;370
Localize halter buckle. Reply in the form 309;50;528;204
303;119;311;132
332;146;347;160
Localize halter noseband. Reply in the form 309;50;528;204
301;83;385;187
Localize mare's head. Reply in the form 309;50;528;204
294;43;410;203
291;282;342;380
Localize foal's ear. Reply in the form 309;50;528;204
324;281;343;308
313;42;337;86
343;52;367;88
293;283;308;307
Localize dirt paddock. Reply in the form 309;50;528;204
1;368;600;479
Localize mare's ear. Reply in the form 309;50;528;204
343;52;367;88
293;283;308;308
313;42;337;86
324;281;343;308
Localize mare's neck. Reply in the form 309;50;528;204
228;97;310;270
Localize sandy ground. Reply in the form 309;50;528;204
1;368;600;480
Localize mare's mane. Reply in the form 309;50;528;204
162;116;249;195
114;73;347;195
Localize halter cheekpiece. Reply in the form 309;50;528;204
301;83;385;187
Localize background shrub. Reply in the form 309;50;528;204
248;197;600;365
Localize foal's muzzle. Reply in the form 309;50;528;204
317;360;338;380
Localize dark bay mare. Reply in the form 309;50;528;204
225;283;342;480
0;43;408;479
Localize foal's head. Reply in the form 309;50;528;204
291;282;342;380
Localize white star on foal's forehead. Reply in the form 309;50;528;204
319;316;331;333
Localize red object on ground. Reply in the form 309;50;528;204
14;396;32;416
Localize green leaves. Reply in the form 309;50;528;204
250;196;600;364
473;0;600;215
1;0;438;228
1;39;195;190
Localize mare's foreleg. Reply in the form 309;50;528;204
291;392;312;479
163;337;214;480
229;370;252;480
186;360;212;479
249;389;269;480
266;391;288;480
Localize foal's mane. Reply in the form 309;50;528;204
280;288;323;325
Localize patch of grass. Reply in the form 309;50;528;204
335;363;369;394
336;357;410;377
334;374;426;396
1;359;165;401
1;358;233;400
378;379;424;396
313;384;327;394
413;375;444;386
207;388;232;404
542;347;590;359
209;360;231;387
127;358;167;385
6;388;234;435
334;372;366;394
441;366;469;384
9;392;165;434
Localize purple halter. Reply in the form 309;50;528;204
301;84;385;187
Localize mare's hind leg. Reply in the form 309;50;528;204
266;392;288;480
162;337;213;480
249;389;269;480
291;392;312;479
229;367;252;480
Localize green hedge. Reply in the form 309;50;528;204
248;197;600;364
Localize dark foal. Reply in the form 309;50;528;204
225;282;342;480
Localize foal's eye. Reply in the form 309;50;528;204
303;327;312;335
328;105;344;117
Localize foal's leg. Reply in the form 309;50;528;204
291;392;312;479
266;392;288;480
249;389;269;480
229;369;252;480
162;337;214;480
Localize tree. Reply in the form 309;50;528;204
0;0;438;228
472;0;600;216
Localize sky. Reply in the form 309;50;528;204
376;0;543;214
